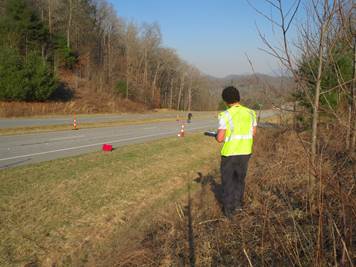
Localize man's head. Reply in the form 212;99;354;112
222;86;240;105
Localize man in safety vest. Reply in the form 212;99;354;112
216;86;257;218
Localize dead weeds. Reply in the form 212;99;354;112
113;128;355;267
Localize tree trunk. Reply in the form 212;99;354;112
107;31;111;83
40;7;46;62
75;0;79;50
144;48;148;86
25;35;28;61
169;78;174;109
151;62;161;104
188;75;193;111
311;19;326;166
177;73;185;110
67;0;72;48
140;48;148;103
349;35;356;154
48;0;52;34
126;44;130;99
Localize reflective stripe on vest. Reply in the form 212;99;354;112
219;105;256;156
225;134;253;142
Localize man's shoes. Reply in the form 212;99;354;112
224;207;243;220
234;207;243;213
223;207;233;219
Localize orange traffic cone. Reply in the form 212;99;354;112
73;114;78;130
177;124;185;137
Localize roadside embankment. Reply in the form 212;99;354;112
110;126;355;266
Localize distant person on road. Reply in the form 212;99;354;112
215;86;257;218
187;112;192;123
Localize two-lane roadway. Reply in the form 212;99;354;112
0;118;217;168
0;109;281;169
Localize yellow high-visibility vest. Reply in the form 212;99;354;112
219;105;256;156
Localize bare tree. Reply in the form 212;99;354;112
177;70;185;110
249;0;336;164
349;3;356;154
67;0;72;48
310;0;336;164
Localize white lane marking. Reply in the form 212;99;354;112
0;124;213;162
49;135;85;141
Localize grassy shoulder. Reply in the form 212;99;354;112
0;133;220;266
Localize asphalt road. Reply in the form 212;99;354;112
0;112;209;128
0;109;280;169
0;118;218;169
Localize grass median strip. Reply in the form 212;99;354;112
0;133;220;266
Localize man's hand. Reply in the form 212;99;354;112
204;131;217;137
216;129;226;143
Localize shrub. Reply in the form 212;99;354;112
53;35;78;69
114;80;128;96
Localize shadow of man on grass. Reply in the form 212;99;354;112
194;172;224;211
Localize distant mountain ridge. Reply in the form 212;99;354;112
207;72;291;80
205;73;294;91
204;72;295;109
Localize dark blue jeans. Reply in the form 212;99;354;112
221;154;251;215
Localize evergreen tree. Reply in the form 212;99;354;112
53;35;77;69
0;48;57;101
295;41;353;112
24;52;57;101
0;0;48;54
0;0;57;101
0;47;28;100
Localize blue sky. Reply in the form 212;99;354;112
109;0;300;77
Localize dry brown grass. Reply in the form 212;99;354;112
112;127;355;266
0;97;147;118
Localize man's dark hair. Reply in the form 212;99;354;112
222;86;240;104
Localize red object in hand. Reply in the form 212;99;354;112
102;144;113;151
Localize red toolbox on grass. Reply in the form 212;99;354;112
102;144;113;151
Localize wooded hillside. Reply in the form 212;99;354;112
0;0;212;111
0;0;292;115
